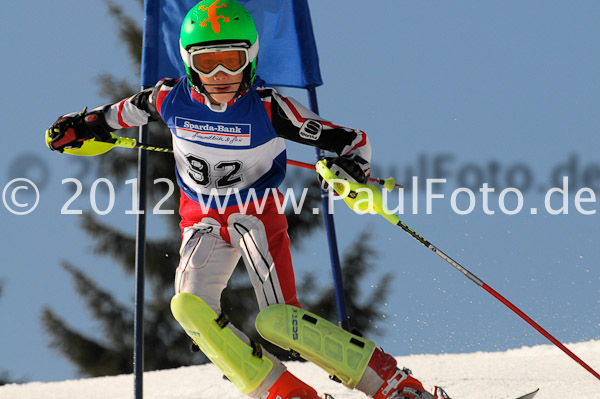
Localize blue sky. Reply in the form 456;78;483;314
1;0;599;383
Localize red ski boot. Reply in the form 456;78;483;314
356;348;444;399
263;370;326;399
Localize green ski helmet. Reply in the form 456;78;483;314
180;0;259;95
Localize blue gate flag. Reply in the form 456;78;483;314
141;0;323;89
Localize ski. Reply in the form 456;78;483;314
514;388;539;399
431;387;538;399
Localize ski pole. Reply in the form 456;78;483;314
47;132;401;190
45;131;171;156
287;159;401;190
315;160;600;382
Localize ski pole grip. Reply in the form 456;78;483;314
315;160;400;225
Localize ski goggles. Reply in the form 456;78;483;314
185;40;258;78
191;48;248;77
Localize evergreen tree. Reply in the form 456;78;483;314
0;282;23;386
41;0;391;377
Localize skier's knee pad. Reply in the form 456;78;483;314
171;293;279;395
256;304;376;389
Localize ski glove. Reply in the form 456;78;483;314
47;107;112;153
318;155;369;191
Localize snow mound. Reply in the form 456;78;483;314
1;340;599;399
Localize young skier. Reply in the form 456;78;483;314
46;1;441;398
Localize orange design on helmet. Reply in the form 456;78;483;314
198;0;230;33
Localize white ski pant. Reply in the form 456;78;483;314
175;213;300;311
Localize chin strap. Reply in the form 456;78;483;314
189;63;259;101
200;81;244;96
197;79;258;102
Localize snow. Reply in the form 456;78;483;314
2;340;599;399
